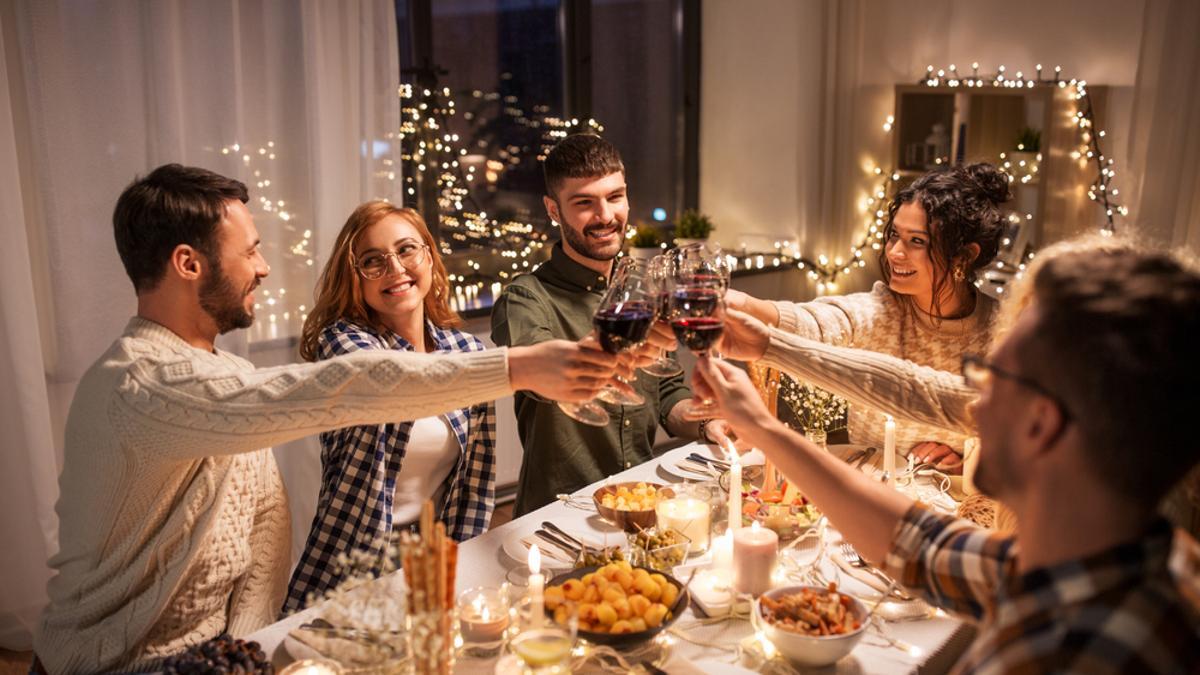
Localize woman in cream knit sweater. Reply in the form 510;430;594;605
727;163;1009;468
35;165;627;674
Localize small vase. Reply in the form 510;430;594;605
804;428;828;451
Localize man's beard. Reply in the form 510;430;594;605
561;218;626;262
199;260;256;334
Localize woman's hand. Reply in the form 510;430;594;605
509;338;635;402
909;441;963;474
717;309;770;362
724;289;780;327
691;356;783;448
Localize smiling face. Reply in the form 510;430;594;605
353;213;433;327
200;199;269;333
884;201;940;303
544;171;629;264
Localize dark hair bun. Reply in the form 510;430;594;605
963;163;1010;206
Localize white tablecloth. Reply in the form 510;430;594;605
249;443;973;673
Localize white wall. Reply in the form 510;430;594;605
701;0;1148;296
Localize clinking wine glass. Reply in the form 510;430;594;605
669;285;725;420
640;254;684;378
592;260;654;407
672;242;732;294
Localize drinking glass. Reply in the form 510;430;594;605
508;596;577;674
668;285;725;420
640;254;684;378
592;259;655;407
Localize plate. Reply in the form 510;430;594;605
500;528;625;567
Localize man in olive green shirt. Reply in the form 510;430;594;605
491;134;727;515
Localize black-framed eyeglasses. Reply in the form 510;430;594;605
351;244;429;280
961;354;1072;422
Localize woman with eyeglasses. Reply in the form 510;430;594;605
284;202;498;610
725;163;1009;471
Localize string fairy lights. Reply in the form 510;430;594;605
217;140;314;337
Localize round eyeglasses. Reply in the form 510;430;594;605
352;243;429;280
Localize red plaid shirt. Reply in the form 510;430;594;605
884;505;1200;674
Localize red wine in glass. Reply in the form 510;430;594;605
671;287;721;318
594;302;655;354
671;317;724;353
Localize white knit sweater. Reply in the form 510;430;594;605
36;317;511;675
770;282;994;454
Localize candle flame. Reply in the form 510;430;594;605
528;543;541;575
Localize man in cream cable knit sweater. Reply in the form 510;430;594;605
34;164;627;674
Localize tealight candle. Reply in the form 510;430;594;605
733;521;778;596
656;495;712;553
883;415;897;485
527;544;545;627
458;588;510;644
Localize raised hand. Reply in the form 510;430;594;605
716;308;771;362
508;338;626;402
691;355;782;449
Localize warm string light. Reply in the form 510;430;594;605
920;62;1127;234
400;83;604;300
218;140;313;331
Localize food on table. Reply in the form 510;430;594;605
599;482;661;511
759;583;861;636
543;561;679;635
576;545;626;568
162;634;273;674
628;527;689;571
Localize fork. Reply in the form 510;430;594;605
839;542;914;601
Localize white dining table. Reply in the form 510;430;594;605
249;442;974;673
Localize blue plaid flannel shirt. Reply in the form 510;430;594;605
284;318;496;612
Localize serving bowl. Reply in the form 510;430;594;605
544;564;689;648
592;482;673;533
751;585;869;667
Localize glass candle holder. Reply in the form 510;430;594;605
457;586;510;658
654;484;713;554
508;596;577;674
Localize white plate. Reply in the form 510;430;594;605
500;529;574;566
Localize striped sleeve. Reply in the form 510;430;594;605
883;504;1017;621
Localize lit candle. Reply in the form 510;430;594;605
712;527;734;573
884;415;896;485
656;495;712;553
728;454;743;530
733;521;778;596
528;544;544;628
460;594;509;643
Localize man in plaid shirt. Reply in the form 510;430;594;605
697;246;1200;673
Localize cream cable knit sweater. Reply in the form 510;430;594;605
36;317;511;675
769;282;993;454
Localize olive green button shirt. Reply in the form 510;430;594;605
491;243;692;516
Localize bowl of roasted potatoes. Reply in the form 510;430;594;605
542;561;689;647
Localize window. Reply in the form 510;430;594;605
398;0;699;309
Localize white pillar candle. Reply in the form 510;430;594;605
527;544;544;627
733;521;778;597
728;455;742;530
711;528;734;573
884;415;897;485
656;495;712;553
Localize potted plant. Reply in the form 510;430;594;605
628;223;665;261
672;209;715;247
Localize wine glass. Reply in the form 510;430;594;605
668;283;725;420
640;254;684;378
592;259;655;407
672;242;732;294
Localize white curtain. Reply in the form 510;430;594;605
1125;0;1200;248
0;0;400;650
